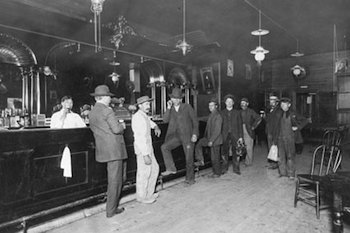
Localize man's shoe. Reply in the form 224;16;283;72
194;161;204;167
233;170;241;175
208;173;220;178
107;207;125;218
161;170;176;176
184;180;195;187
137;198;156;204
267;165;278;170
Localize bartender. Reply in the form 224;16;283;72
50;95;86;128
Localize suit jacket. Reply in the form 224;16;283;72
89;102;127;163
163;103;199;143
205;110;223;145
221;108;243;140
272;109;308;144
131;110;157;156
240;108;262;138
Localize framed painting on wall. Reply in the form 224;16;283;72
227;59;234;77
199;66;216;94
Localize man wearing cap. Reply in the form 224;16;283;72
221;94;243;175
161;87;199;185
265;93;280;169
272;97;308;179
194;97;223;177
132;96;161;204
240;97;262;166
50;95;86;129
89;85;127;218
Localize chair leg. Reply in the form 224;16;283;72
316;183;320;219
294;178;299;207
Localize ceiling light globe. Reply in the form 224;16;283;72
293;68;301;76
255;52;265;62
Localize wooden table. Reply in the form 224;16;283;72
322;171;350;233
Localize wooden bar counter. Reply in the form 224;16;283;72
0;121;207;224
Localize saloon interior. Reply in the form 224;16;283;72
1;0;350;232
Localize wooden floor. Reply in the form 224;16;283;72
36;143;350;233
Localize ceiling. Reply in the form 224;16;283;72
1;0;350;65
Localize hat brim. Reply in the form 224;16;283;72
137;98;154;105
169;94;184;99
90;92;114;97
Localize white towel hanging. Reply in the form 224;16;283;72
60;145;72;178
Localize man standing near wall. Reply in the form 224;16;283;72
194;97;223;177
89;85;127;218
265;93;280;169
161;87;199;186
272;97;308;179
132;96;161;204
240;97;261;166
221;94;243;175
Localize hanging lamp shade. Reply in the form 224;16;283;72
291;39;304;57
250;10;269;63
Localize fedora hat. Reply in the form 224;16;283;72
90;85;114;96
137;96;153;105
169;87;184;99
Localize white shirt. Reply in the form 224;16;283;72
50;109;86;129
131;110;157;156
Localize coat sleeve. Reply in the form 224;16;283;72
163;108;171;123
208;114;222;143
237;111;243;138
251;110;262;130
105;108;124;134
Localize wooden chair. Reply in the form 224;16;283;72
322;130;342;149
294;144;342;219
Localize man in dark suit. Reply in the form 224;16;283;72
194;97;223;177
161;87;199;185
89;85;127;218
271;97;308;179
221;94;243;175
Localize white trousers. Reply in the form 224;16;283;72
136;149;159;201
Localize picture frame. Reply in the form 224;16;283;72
199;66;216;94
227;59;234;77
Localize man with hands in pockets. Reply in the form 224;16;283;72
132;96;161;204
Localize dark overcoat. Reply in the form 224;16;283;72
89;102;128;162
205;110;223;145
221;108;243;140
163;103;199;143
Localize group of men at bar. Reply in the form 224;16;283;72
52;84;308;219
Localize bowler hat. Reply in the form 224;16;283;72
208;97;218;104
90;85;114;96
280;97;291;103
269;92;279;100
224;94;235;102
240;97;249;103
169;87;184;99
137;96;153;105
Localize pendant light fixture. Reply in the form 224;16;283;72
175;0;192;56
91;0;105;52
250;10;269;65
291;39;304;57
109;50;120;84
